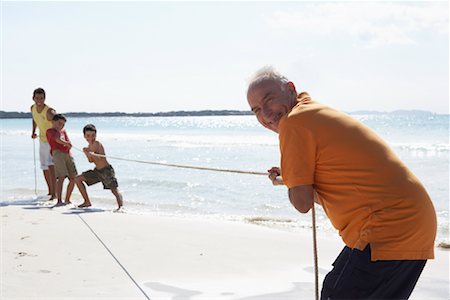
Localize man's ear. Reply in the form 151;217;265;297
287;81;297;94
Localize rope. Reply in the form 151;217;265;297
33;138;37;196
311;203;319;300
77;214;151;300
71;145;267;176
71;144;319;299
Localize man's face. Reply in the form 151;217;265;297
33;93;45;107
84;131;96;144
53;119;65;131
247;80;296;133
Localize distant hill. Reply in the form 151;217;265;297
0;110;253;119
349;109;436;116
0;109;443;119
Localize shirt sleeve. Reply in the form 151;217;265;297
62;130;70;142
46;128;57;142
279;122;316;188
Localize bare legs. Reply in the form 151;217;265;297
54;177;65;206
65;179;75;204
43;166;56;199
54;176;75;206
111;187;123;210
75;175;92;208
75;175;123;210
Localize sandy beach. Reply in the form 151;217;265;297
1;201;449;300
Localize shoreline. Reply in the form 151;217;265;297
2;193;449;245
1;201;449;299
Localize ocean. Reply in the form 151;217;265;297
1;113;448;243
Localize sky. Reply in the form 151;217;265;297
1;1;448;114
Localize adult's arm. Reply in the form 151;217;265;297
46;107;56;121
288;184;315;213
31;120;37;138
31;105;37;139
268;166;284;185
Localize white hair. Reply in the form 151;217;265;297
247;66;289;92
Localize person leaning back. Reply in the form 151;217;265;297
75;124;123;211
46;114;78;207
246;66;437;300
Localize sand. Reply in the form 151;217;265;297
1;201;449;299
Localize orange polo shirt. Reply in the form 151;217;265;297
279;93;436;261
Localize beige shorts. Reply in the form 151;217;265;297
52;150;78;179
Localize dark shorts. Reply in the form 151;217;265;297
82;165;118;190
321;245;426;300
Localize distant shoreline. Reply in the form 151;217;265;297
0;109;442;119
0;110;253;119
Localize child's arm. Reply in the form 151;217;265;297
61;131;72;149
84;142;105;162
83;147;95;162
46;129;70;148
96;142;106;156
89;141;106;161
54;136;71;148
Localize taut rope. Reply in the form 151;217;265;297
72;146;267;176
32;138;37;196
72;145;319;300
311;202;319;300
77;214;151;300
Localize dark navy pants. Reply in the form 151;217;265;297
321;245;426;300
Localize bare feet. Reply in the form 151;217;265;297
64;201;72;205
52;202;65;208
113;206;124;213
78;202;92;208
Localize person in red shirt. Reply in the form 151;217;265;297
46;114;78;207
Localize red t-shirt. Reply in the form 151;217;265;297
46;128;71;154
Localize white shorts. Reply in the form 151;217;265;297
39;141;54;170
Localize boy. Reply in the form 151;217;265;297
31;87;57;199
75;124;123;211
45;114;77;206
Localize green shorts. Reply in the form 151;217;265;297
82;165;118;190
52;150;78;179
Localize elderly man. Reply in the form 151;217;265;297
246;66;436;299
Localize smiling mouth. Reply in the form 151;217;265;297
270;113;282;124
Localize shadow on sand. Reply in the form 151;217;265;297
62;207;107;215
1;197;108;215
143;281;315;300
144;282;203;300
0;195;53;208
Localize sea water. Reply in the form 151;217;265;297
1;113;448;243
